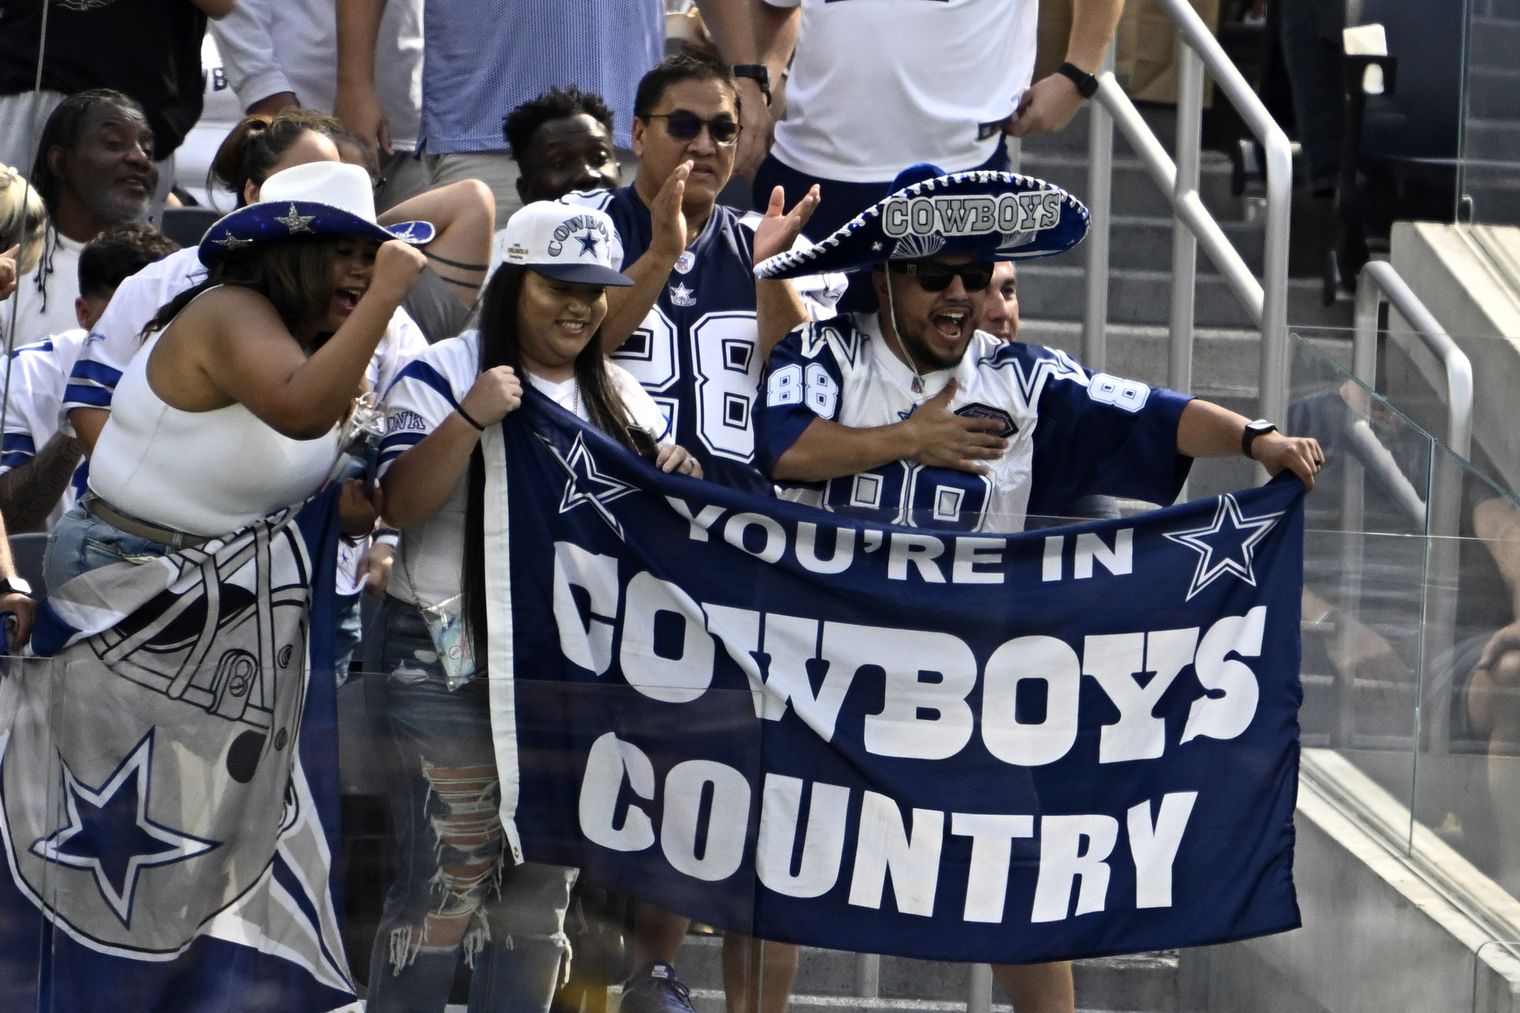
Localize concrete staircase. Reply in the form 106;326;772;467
1460;0;1520;225
1011;100;1355;402
666;935;1180;1013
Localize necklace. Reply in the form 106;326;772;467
882;271;928;397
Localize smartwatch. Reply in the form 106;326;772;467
732;64;772;106
1055;61;1100;100
1241;419;1278;459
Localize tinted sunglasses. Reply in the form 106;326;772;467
645;110;741;147
889;260;996;292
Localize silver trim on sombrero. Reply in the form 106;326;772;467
753;169;1088;280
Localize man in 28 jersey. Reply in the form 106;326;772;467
562;53;835;495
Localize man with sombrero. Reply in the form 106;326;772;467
752;165;1323;1010
755;165;1324;536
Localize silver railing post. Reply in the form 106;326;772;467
1352;261;1474;750
968;962;994;1013
1169;46;1204;393
1083;45;1117;370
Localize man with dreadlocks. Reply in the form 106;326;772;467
6;90;158;345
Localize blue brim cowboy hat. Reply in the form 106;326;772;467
198;161;435;266
754;163;1089;281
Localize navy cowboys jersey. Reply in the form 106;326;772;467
755;313;1195;533
562;187;776;494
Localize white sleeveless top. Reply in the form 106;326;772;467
90;322;340;537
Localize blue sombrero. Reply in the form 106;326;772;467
198;161;434;266
755;163;1089;281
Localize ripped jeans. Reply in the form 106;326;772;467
366;597;577;1013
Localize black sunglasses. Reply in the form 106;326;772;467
889;260;996;293
645;110;741;147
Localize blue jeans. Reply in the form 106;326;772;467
365;597;576;1013
43;501;171;590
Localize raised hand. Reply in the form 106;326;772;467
648;161;692;262
752;184;821;265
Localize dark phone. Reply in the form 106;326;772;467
628;426;660;461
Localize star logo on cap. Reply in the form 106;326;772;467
275;204;316;234
1163;493;1284;601
212;234;254;251
576;230;601;258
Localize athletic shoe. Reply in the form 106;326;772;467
619;961;695;1013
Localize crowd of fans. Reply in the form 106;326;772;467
0;3;1342;1013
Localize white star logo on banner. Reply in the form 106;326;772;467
545;432;637;539
1163;493;1284;601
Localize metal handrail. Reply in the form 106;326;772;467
1081;0;1292;420
1352;261;1474;459
1350;259;1473;749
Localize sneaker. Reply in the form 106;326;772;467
619;960;695;1013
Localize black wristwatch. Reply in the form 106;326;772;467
1241;419;1278;459
0;575;33;598
732;64;772;106
1055;61;1100;99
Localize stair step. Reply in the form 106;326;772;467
1015;150;1244;221
661;936;1180;1011
680;988;1171;1013
1014;264;1353;331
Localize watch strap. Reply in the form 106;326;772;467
1241;420;1278;458
732;64;772;104
1055;61;1100;99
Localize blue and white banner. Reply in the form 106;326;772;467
489;392;1305;965
0;492;356;1011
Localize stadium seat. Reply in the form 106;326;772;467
158;206;222;249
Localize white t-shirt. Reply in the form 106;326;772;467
0;328;90;530
5;232;84;347
379;328;666;606
765;0;1036;181
210;0;422;149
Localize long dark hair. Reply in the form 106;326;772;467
144;238;344;343
462;264;639;660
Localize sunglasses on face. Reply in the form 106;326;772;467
645;110;741;147
889;260;996;293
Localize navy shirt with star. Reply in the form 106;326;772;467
562;186;773;494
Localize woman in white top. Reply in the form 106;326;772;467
43;161;428;588
370;202;698;1013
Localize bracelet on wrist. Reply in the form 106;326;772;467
456;406;486;432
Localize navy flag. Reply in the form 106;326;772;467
486;392;1304;965
0;492;356;1011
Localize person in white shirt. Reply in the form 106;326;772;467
0;223;177;534
9;90;158;346
211;0;428;209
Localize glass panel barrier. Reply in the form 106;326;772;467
3;652;770;1012
1459;0;1520;228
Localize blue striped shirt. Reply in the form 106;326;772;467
420;1;664;154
